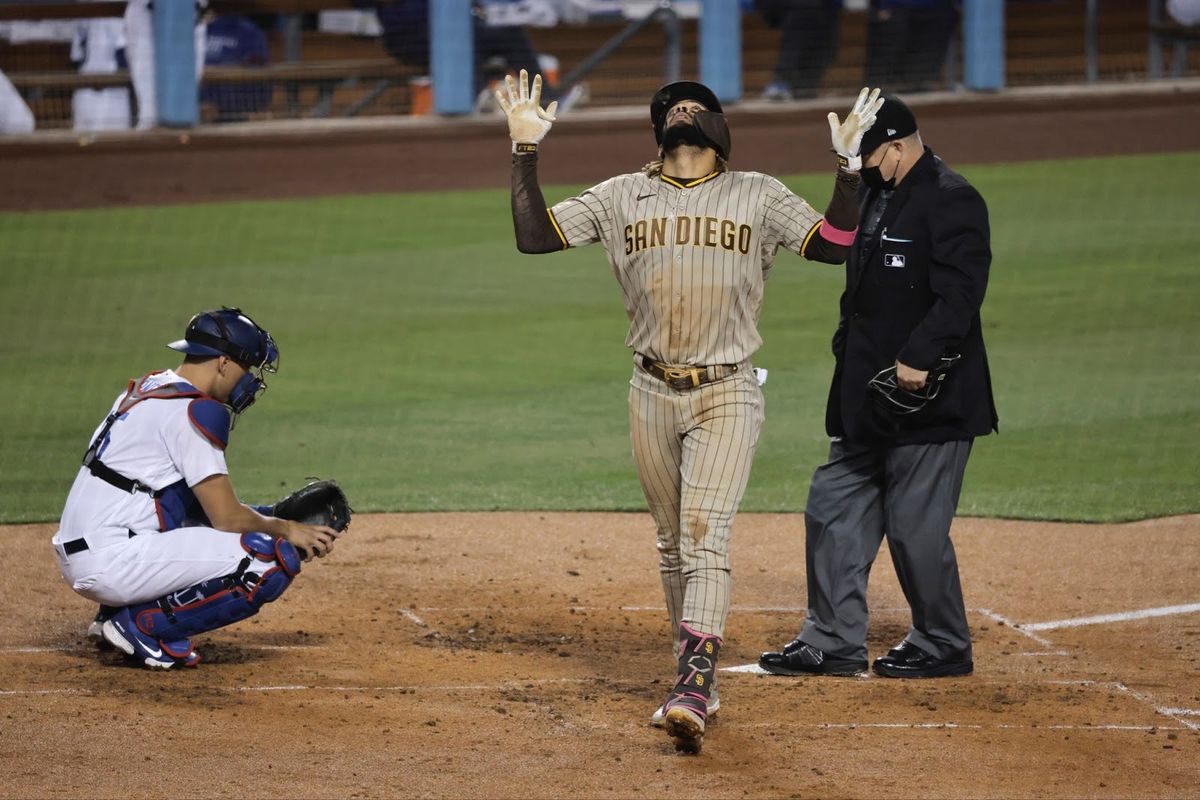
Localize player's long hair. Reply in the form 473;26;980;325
642;153;728;178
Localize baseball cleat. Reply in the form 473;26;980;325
663;704;706;755
101;609;197;669
87;605;116;650
650;688;719;729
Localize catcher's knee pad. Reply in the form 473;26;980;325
131;533;301;640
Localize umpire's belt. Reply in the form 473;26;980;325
638;355;739;391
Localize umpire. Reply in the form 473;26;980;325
759;94;997;678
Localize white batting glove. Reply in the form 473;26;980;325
827;87;884;171
495;69;558;149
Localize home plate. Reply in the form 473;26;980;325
721;662;771;674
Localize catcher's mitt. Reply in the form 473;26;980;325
270;479;352;533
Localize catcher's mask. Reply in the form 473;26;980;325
868;354;961;416
168;307;279;416
649;80;731;159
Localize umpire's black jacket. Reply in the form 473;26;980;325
826;147;999;445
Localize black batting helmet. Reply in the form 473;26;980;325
650;80;724;147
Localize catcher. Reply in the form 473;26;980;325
50;307;352;669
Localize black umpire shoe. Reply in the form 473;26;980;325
758;638;867;676
872;640;973;678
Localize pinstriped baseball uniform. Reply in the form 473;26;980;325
546;169;829;641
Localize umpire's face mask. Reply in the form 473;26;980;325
861;142;900;190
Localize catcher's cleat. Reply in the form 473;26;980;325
651;687;719;729
101;608;198;670
87;606;117;650
663;696;707;755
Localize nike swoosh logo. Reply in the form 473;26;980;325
636;193;655;201
117;621;161;657
881;234;912;243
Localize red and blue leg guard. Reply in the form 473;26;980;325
126;532;302;643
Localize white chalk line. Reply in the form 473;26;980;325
0;644;323;654
745;722;1189;732
398;609;426;627
977;608;1056;648
0;677;596;697
0;684;1186;733
1020;602;1200;632
1114;682;1200;731
6;676;1198;732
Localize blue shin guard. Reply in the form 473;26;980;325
124;533;301;648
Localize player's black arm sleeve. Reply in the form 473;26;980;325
512;148;568;254
802;168;862;264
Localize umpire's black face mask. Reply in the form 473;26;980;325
861;142;901;190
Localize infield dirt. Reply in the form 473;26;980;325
4;513;1199;798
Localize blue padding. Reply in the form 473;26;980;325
241;531;277;559
274;538;302;578
132;543;296;640
152;0;198;126
243;532;301;578
156;479;200;532
188;398;231;450
431;0;474;114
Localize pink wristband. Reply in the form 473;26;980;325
818;219;858;246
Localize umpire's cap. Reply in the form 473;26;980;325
168;307;279;372
859;94;918;157
650;80;723;146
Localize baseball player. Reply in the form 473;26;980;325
0;67;35;134
52;308;344;669
498;71;882;753
124;0;208;130
70;17;130;132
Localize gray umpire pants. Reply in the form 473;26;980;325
798;438;973;663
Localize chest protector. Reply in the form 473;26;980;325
82;372;232;531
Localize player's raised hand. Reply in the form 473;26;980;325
496;69;558;146
827;87;883;171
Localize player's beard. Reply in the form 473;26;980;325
661;121;708;153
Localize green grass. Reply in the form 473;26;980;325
2;151;1198;523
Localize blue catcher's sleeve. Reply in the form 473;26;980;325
187;398;231;451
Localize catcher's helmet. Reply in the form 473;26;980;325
650;80;723;146
168;307;279;414
868;354;961;415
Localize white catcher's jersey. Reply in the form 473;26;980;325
548;170;825;366
54;370;227;550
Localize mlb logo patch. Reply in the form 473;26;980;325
884;253;906;268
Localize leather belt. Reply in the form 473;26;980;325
639;355;739;391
